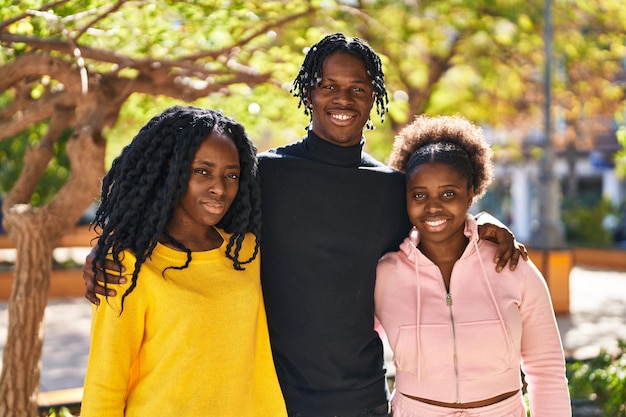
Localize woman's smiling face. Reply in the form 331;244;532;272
406;162;474;245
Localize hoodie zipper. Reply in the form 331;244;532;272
446;292;460;403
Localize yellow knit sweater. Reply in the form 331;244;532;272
81;231;286;417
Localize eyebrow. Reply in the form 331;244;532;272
195;160;241;170
323;76;370;85
408;184;462;190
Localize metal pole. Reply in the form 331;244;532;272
531;0;565;249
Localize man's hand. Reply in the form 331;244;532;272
475;212;528;272
83;245;126;305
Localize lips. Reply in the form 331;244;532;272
201;201;226;214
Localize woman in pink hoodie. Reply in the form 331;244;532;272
375;115;571;417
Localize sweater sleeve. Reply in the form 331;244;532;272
81;261;146;417
519;260;572;416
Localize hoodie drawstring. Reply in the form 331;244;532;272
411;232;423;382
473;239;517;363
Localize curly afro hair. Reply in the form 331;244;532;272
389;114;494;204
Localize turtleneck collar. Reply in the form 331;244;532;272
303;129;365;167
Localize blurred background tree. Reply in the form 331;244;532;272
0;0;625;415
616;126;626;178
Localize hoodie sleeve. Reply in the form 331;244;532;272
518;259;572;416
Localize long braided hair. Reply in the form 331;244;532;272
291;33;389;126
91;106;262;311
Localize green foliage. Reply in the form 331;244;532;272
103;84;311;168
567;340;626;417
561;195;617;246
197;83;311;153
44;406;75;417
615;125;626;179
1;0;321;198
0;124;72;206
3;0;625;141
1;0;625;203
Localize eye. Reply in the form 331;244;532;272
442;190;455;198
194;168;209;175
413;192;426;200
226;172;239;180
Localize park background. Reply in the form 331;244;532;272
1;0;625;416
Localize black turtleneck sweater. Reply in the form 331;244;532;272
258;131;411;416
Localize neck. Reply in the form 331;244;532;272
418;233;468;292
159;226;223;252
417;234;468;266
305;130;364;167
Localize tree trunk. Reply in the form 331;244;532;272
0;101;106;416
0;215;54;416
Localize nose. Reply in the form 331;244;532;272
209;177;226;196
425;200;442;213
332;88;353;106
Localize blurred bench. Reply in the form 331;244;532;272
528;246;626;315
573;246;626;271
0;226;96;300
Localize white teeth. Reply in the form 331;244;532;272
425;219;446;227
332;114;351;120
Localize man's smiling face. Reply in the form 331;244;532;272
309;51;375;147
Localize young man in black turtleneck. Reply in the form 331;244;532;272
83;33;525;417
257;34;524;417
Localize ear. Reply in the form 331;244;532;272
306;92;313;109
468;188;476;208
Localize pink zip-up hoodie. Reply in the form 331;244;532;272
375;215;571;416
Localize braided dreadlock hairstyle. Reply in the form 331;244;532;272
291;33;389;127
389;114;494;205
91;106;262;311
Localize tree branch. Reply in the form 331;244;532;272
0;33;135;67
44;102;106;239
0;53;82;94
0;0;70;32
183;4;318;62
2;107;73;213
72;0;128;42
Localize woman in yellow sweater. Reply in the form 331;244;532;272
80;106;286;417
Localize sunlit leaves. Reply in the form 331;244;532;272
1;0;625;170
615;127;626;179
